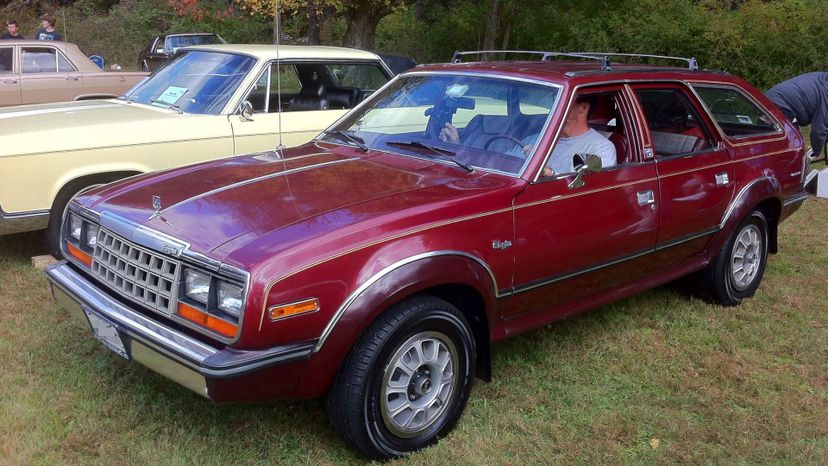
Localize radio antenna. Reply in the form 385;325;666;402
275;0;285;156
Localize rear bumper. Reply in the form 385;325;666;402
46;261;315;401
0;206;49;235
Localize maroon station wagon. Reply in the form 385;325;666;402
46;52;809;458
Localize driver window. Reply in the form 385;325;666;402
0;47;12;74
540;91;627;178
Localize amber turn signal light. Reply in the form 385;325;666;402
66;242;93;267
268;297;319;321
177;302;238;338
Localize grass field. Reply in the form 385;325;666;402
1;198;826;465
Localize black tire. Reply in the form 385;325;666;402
327;296;476;459
697;210;769;306
46;176;122;257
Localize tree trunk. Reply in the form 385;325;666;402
343;10;381;50
482;0;502;51
306;1;322;45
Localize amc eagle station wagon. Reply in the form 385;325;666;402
46;52;808;458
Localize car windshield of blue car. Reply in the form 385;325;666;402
125;51;254;115
322;74;561;176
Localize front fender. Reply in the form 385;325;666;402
292;252;497;398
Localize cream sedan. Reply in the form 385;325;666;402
0;44;392;253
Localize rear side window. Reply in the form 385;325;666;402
635;88;714;157
692;85;780;138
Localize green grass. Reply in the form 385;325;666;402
1;199;826;465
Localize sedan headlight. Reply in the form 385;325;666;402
217;281;243;318
184;269;211;305
68;214;83;241
85;224;99;249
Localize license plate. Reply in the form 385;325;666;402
82;306;129;360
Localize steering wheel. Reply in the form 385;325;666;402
483;134;526;151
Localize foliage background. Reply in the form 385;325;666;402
1;0;826;88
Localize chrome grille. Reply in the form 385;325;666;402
91;228;180;315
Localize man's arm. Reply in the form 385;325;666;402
810;106;828;157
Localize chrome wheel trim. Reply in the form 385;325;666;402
730;223;763;291
380;330;459;439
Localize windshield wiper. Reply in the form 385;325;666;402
117;94;134;104
324;130;368;152
149;99;183;114
386;140;473;173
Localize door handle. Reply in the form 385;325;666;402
65;75;79;81
715;172;730;186
637;190;655;206
2;78;18;84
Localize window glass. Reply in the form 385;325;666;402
692;85;779;137
0;47;12;74
21;47;58;73
328;63;388;90
323;74;560;176
165;34;223;54
57;52;75;72
635;88;713;157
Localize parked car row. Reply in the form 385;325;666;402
0;42;808;458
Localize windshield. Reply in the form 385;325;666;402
125;51;255;115
321;74;560;176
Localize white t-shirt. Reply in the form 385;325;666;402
547;128;616;174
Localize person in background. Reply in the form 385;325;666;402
36;14;62;41
1;20;25;39
766;72;828;160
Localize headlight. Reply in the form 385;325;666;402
68;214;82;241
85;224;99;249
217;281;243;318
184;269;210;305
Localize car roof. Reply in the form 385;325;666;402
410;60;736;86
181;44;383;62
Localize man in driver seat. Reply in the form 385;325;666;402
541;94;616;177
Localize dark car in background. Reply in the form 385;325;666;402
137;32;226;72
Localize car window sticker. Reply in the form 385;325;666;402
156;86;188;105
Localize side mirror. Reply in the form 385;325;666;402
239;100;254;121
155;47;165;55
567;153;602;189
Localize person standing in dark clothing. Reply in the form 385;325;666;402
1;20;25;39
766;72;828;159
36;14;62;41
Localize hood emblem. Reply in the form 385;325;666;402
150;195;162;219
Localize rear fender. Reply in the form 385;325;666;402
706;176;782;261
292;252;498;398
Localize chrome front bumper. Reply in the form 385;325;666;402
0;206;49;235
46;262;316;398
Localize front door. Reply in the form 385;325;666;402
0;46;21;106
503;86;659;322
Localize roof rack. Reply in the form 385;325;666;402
450;50;699;71
451;50;612;71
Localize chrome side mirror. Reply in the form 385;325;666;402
567;153;602;189
239;100;254;121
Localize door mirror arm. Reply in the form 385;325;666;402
239;100;254;121
567;153;602;189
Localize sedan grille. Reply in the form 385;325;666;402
91;229;180;315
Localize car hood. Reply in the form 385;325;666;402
78;143;519;263
0;100;213;158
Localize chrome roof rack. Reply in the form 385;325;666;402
450;50;699;72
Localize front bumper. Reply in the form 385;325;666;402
46;261;316;401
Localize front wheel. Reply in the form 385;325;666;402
697;210;769;306
327;296;476;459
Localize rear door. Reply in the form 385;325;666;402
630;83;734;266
0;45;21;106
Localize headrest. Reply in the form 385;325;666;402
300;82;326;97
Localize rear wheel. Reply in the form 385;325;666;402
698;210;769;306
327;296;476;459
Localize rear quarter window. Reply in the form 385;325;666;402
692;85;781;138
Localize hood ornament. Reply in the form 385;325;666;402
150;195;162;219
